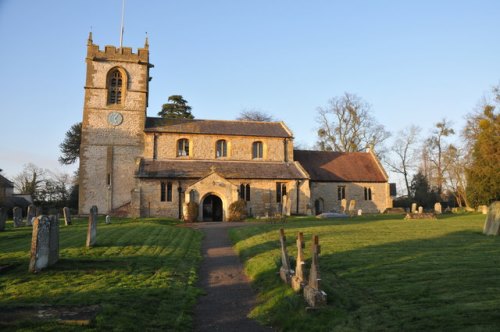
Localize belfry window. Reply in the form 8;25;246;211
108;69;124;104
216;140;227;158
177;139;190;157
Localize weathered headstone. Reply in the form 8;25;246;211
278;228;293;284
303;235;327;308
291;232;306;292
29;216;51;273
404;212;437;220
340;199;347;213
63;207;72;226
86;205;98;247
483;201;500;236
26;204;37;226
0;207;6;231
411;203;417;213
418;206;424;214
105;215;111;224
434;202;442;214
48;215;59;266
478;205;488;215
348;200;356;212
12;207;23;227
357;209;363;216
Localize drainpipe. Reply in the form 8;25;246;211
296;180;300;214
177;181;182;220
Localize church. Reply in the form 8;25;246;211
79;35;392;220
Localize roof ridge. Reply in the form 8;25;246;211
146;116;283;125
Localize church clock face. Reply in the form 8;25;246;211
108;112;123;126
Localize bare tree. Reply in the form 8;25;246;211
385;126;421;197
237;109;275;122
316;93;390;155
443;145;471;208
424;119;455;195
13;163;47;200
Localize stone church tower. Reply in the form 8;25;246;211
79;33;152;214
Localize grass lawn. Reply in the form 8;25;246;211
230;213;500;331
0;217;202;331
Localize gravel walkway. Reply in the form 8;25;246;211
189;222;273;332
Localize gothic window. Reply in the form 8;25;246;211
252;141;263;159
216;140;227;158
276;182;286;203
177;139;189;157
239;183;251;201
337;186;346;200
364;187;372;201
107;69;124;105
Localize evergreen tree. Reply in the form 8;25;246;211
59;122;82;165
410;171;438;209
158;95;194;119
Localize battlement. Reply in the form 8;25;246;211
86;33;150;63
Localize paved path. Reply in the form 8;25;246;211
189;222;274;332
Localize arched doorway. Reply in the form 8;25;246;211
202;194;223;221
314;198;324;215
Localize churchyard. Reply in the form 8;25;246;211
1;212;499;331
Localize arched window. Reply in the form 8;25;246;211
364;187;372;201
239;183;251;201
177;139;190;157
216;140;227;158
107;68;125;104
252;141;263;159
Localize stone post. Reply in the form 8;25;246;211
26;204;37;226
291;232;306;291
434;202;442;214
279;228;293;284
0;207;6;231
303;235;327;308
29;216;51;273
63;207;72;226
13;207;23;227
86;205;98;247
48;215;59;266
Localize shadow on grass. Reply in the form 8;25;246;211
239;229;500;331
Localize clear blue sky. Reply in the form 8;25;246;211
0;0;499;183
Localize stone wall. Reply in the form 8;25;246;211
144;133;289;162
310;181;391;214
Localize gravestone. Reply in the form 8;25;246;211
291;232;306;292
418;206;424;214
434;202;442;214
357;209;363;216
278;228;293;284
26;204;37;226
48;215;59;266
86;205;98;247
404;212;437;220
411;203;417;213
0;207;6;231
303;235;327;307
13;207;23;227
478;205;488;215
483;201;500;236
340;199;347;213
348;200;356;212
105;215;111;224
63;207;72;226
29;216;51;273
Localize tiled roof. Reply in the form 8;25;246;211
0;174;13;187
137;159;306;180
144;118;292;138
294;150;387;182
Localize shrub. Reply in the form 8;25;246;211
228;200;247;222
184;201;199;222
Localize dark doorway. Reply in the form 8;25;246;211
202;195;223;221
315;198;324;215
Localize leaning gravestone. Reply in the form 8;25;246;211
340;199;347;213
483;201;500;236
63;207;72;226
291;232;306;292
303;235;327;308
26;204;37;226
48;215;59;266
411;203;417;213
278;228;293;284
86;205;98;247
13;207;23;227
29;216;51;273
434;202;442;214
0;207;6;231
